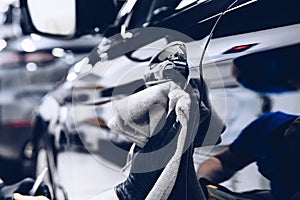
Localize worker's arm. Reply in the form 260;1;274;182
197;147;253;183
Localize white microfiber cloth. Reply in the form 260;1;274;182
108;81;193;200
146;88;192;200
108;81;182;148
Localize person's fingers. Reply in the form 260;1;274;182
14;193;50;200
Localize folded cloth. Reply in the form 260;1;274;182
108;81;182;148
145;87;192;200
108;81;194;199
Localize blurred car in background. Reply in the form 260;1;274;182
15;0;300;199
0;35;101;184
20;0;300;88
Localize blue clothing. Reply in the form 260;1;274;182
230;112;299;200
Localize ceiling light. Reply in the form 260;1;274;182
30;33;42;41
26;62;37;71
66;72;77;81
21;38;36;52
52;48;65;57
0;39;7;51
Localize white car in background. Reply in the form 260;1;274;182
19;0;300;199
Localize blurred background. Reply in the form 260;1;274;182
0;0;101;188
0;0;300;199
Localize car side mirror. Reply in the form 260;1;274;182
27;0;76;36
20;0;121;39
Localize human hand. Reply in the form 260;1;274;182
0;178;51;200
115;111;180;200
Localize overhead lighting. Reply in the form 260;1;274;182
66;72;77;81
73;57;92;74
26;62;38;72
52;48;65;57
30;33;42;41
73;58;86;73
21;38;36;52
94;27;100;33
65;54;75;64
0;39;7;51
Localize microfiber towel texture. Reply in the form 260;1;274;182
108;81;194;200
108;81;183;148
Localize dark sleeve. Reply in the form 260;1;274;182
229;115;269;161
230;111;298;160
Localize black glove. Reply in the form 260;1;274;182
115;79;207;200
199;177;212;199
0;178;51;200
115;111;180;200
115;109;205;200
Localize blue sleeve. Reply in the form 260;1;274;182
229;111;298;165
229;113;273;160
229;126;255;160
